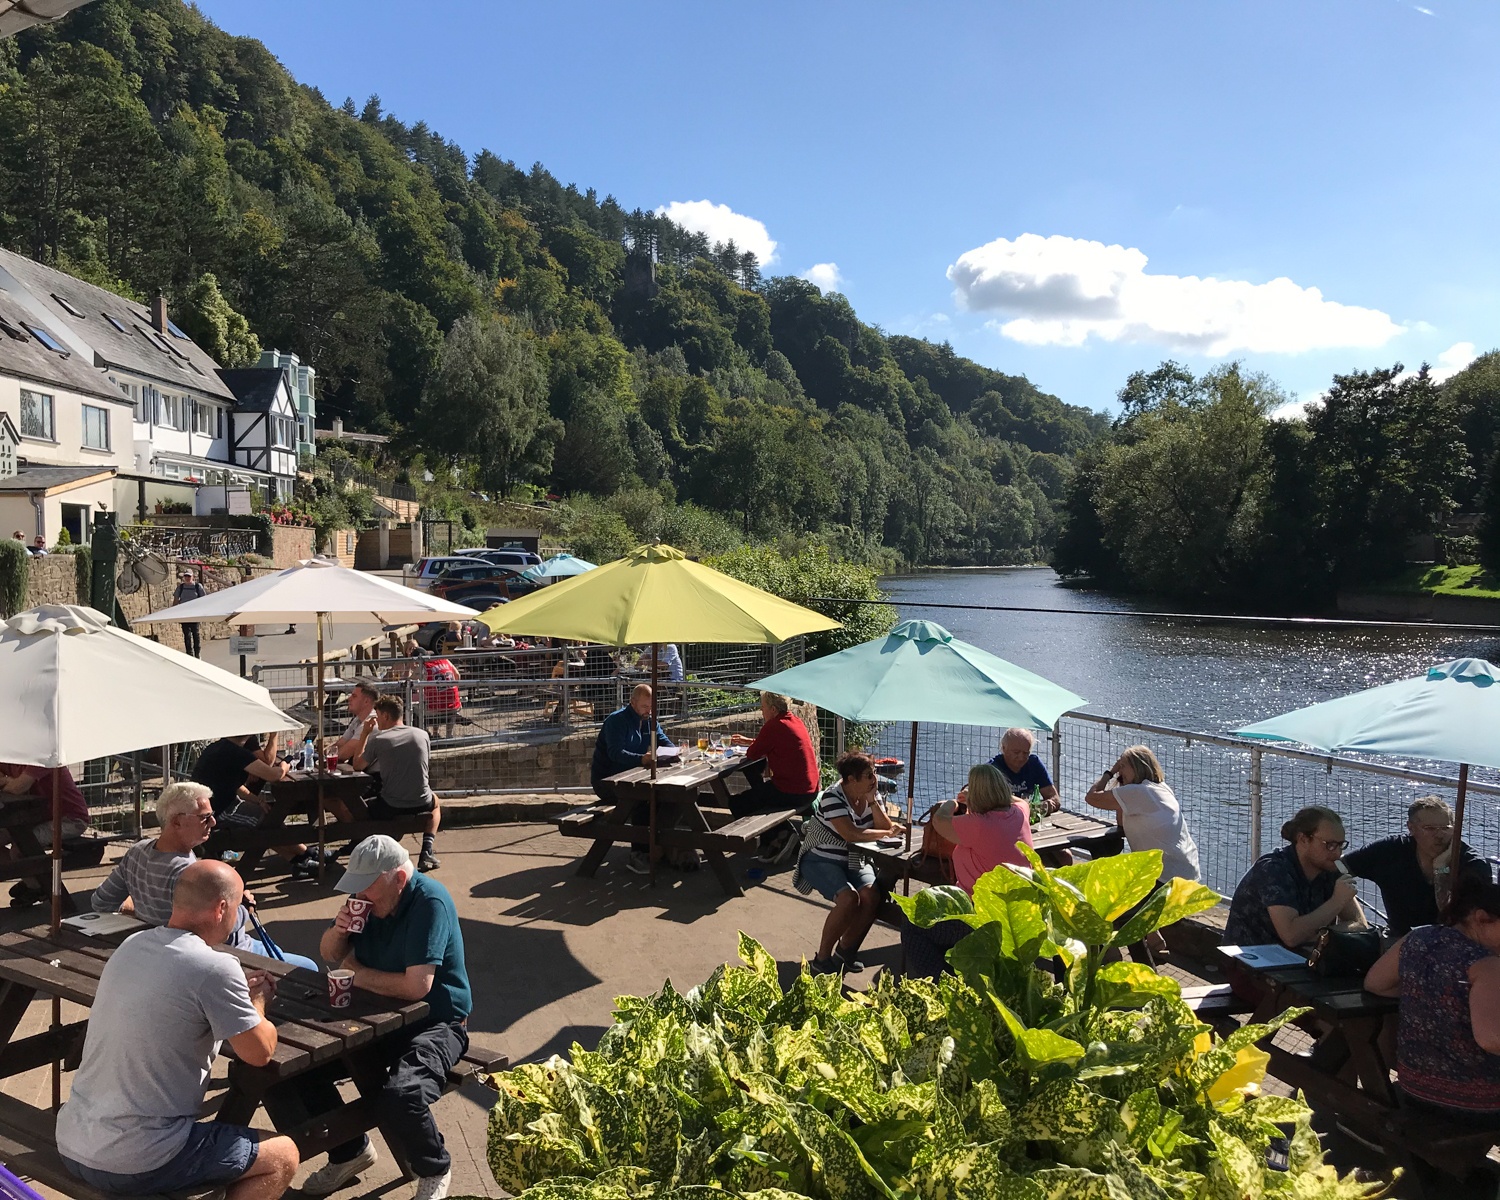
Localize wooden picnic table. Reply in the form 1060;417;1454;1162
557;752;790;897
201;770;427;880
0;922;508;1191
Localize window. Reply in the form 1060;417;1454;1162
272;415;294;448
22;323;67;354
159;392;183;430
103;313;127;333
193;401;215;436
51;294;85;318
166;319;190;340
216;408;223;439
0;318;26;342
81;405;110;451
134;324;170;355
19;389;54;441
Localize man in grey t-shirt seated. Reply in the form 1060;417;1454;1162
352;693;442;873
57;860;299;1198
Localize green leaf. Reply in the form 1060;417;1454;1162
1157;877;1221;928
1078;850;1164;921
991;996;1086;1068
1012;848;1115;946
970;868;1049;961
1207;1120;1264;1200
896;884;978;927
1093;961;1182;1010
1028;1165;1134;1200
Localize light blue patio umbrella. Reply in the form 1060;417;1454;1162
1234;658;1500;865
750;619;1087;840
522;553;597;583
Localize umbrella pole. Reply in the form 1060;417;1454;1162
648;644;660;886
905;721;918;852
1446;763;1471;913
50;767;61;1110
317;613;327;882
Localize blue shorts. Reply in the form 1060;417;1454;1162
63;1121;260;1194
800;852;875;900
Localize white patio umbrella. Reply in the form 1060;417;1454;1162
0;604;300;1108
135;558;476;865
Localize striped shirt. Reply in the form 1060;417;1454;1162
805;782;874;864
91;839;252;950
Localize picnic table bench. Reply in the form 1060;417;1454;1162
201;770;431;879
0;798;116;915
557;753;793;896
1226;951;1490;1195
0;923;507;1194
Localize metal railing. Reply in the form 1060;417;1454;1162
122;525;259;560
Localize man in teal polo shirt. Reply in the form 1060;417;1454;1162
279;836;470;1200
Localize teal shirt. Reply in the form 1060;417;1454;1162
350;872;471;1024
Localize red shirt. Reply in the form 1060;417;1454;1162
422;658;460;712
0;763;89;824
745;712;819;796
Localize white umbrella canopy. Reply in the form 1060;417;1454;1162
0;604;299;768
134;556;477;626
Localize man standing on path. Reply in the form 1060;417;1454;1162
173;569;207;657
56;860;300;1199
590;684;674;875
281;835;470;1199
351;694;442;872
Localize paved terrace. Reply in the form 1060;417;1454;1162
0;814;1414;1198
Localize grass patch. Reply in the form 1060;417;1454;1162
1376;563;1500;599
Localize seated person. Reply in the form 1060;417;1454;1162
902;764;1033;979
728;691;821;815
1223;805;1364;1001
56;861;299;1199
793;751;904;975
590;684;674;876
0;760;91;907
334;680;380;763
91;782;320;972
1366;878;1500;1145
351;694;442;873
192;732;319;879
274;836;470;1198
989;727;1093;866
1344;795;1491;934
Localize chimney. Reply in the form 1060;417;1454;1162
331;417;343;437
151;294;168;334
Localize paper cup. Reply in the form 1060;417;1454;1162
343;898;372;934
327;969;354;1009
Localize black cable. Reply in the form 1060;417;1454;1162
803;596;1500;636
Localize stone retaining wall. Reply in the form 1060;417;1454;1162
24;554;81;608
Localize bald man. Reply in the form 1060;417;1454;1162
57;861;299;1199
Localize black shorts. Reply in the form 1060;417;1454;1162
366;793;435;819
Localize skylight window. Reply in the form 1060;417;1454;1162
166;319;191;340
52;294;86;318
23;323;68;354
103;313;127;332
134;324;171;355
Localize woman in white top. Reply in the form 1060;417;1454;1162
1084;744;1199;882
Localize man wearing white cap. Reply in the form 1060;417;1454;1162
277;836;470;1199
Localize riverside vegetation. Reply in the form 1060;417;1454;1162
479;849;1377;1200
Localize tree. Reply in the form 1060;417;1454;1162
419;314;548;497
178;272;260;366
1477;448;1500;578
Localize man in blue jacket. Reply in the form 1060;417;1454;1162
591;684;674;874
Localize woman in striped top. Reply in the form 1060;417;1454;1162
793;751;903;975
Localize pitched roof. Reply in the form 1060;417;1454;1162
217;367;290;412
0;292;131;404
0;464;114;493
0;248;237;403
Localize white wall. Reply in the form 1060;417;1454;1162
0;374;132;473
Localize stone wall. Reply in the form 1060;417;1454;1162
325;528;358;567
268;525;315;568
24;554;82;608
1338;590;1500;624
121;563;243;651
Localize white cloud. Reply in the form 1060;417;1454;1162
1394;341;1477;385
947;233;1405;356
800;262;845;293
1270;392;1324;422
655;200;777;266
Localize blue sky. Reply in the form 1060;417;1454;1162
197;0;1500;416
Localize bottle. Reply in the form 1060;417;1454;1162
1029;784;1044;827
302;739;316;772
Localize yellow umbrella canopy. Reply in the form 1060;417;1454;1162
477;542;840;646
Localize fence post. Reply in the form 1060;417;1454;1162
1051;722;1063;792
835;716;845;759
1248;747;1263;862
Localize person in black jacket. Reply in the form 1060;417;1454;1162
1344;795;1492;934
172;571;207;657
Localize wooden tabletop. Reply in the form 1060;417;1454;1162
859;808;1116;868
0;925;430;1083
1230;957;1397;1021
606;753;761;793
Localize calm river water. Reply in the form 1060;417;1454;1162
879;568;1500;734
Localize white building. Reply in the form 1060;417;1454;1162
218;367;300;486
0;248;291;521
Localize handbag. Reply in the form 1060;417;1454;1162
918;800;966;883
1305;927;1383;978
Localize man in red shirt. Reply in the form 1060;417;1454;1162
729;692;821;817
0;761;91;907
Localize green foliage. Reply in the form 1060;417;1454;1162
1480;447;1500;579
1375;562;1500;600
706;545;897;658
0;0;1103;568
0;538;29;617
487;862;1374;1200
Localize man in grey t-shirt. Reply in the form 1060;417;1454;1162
352;693;442;873
57;861;299;1198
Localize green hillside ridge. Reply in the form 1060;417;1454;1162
0;0;1109;567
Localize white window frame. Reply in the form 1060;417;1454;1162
81;404;111;451
193;400;215;436
19;389;54;441
272;415;293;449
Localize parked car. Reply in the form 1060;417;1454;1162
456;547;543;572
407;555;493;591
429;562;541;598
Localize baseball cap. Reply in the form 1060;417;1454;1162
335;834;411;894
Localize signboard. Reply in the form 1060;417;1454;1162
227;487;252;516
229;636;259;656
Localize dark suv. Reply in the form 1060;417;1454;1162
430;564;539;609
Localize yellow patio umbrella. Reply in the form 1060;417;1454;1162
476;542;841;879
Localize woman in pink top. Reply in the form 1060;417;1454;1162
902;765;1032;978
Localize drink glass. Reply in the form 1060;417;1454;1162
709;733;723;754
697;734;708;753
327;969;354;1009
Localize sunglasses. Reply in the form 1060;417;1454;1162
1309;836;1347;851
